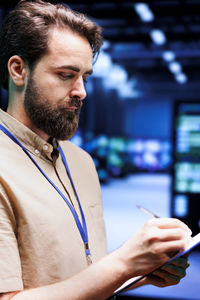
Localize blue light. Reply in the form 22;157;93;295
150;29;166;45
168;61;182;74
174;195;188;217
162;50;176;62
134;3;154;22
175;73;188;84
93;51;112;77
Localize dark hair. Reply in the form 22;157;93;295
0;0;103;90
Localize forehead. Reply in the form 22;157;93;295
40;27;93;70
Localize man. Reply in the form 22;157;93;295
0;0;192;299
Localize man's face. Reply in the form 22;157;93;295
24;27;93;140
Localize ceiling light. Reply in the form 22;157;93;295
175;73;188;84
150;29;166;45
134;3;154;22
168;61;182;74
162;51;176;62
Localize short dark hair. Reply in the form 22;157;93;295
0;0;103;90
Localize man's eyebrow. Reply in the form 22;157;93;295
56;65;93;75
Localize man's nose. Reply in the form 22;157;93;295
69;78;87;101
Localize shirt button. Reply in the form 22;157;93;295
43;144;48;151
34;149;40;155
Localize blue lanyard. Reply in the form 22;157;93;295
0;124;91;260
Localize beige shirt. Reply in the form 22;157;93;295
0;109;107;293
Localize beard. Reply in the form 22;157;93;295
24;75;82;140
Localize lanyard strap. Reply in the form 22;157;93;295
58;146;89;249
0;124;91;257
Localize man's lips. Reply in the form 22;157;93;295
66;105;82;112
67;106;78;111
64;99;82;112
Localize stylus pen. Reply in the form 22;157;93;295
136;204;160;218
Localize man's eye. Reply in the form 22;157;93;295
58;74;73;80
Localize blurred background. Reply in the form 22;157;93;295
1;1;200;299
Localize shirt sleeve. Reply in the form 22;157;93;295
0;178;23;292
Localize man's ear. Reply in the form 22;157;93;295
8;55;27;87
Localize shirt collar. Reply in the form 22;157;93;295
0;109;59;162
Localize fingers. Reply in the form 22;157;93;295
149;269;182;287
145;257;190;288
156;257;190;284
147;238;190;259
148;218;192;236
145;273;168;287
152;228;192;243
144;218;192;256
169;257;190;268
161;264;187;277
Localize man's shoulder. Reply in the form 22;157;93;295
60;140;91;159
59;140;96;170
0;130;15;154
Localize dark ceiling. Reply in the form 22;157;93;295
64;0;200;99
1;0;200;99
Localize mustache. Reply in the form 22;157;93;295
69;97;82;110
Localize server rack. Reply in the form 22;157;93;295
171;101;200;238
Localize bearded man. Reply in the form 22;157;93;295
0;1;191;299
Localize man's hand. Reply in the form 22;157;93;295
117;218;192;278
144;254;190;287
